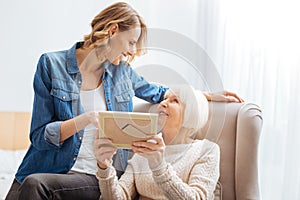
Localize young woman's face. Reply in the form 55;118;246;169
107;27;141;64
157;92;184;135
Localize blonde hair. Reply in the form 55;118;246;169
166;85;209;136
83;2;147;63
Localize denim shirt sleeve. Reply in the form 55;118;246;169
30;54;63;150
129;67;168;103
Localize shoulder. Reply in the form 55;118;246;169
37;50;67;68
193;139;220;157
43;50;68;64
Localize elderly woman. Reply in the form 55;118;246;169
94;85;220;200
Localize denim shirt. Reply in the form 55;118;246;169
15;42;167;183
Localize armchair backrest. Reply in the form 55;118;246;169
197;102;262;200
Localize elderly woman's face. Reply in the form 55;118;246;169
157;92;184;134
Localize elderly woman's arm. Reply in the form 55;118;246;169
151;144;220;200
94;137;137;200
96;162;137;200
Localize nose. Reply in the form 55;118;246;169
159;99;168;108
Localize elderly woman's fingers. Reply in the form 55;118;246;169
146;134;164;144
132;141;164;154
131;145;161;154
94;137;117;158
132;141;156;149
94;137;114;146
95;149;117;158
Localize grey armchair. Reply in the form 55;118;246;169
133;101;263;200
197;102;263;200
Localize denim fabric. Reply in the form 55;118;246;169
15;42;167;183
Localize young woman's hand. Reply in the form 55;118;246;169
61;111;100;142
94;133;117;169
72;111;100;132
204;90;244;103
131;134;165;170
84;111;100;128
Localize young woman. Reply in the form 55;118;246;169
95;85;220;199
6;2;241;199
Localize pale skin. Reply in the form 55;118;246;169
59;23;244;143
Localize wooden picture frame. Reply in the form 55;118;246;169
98;111;158;149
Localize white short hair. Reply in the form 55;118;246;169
166;85;209;134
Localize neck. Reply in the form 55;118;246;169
76;47;105;72
163;127;193;145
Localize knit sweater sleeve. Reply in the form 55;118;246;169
152;144;220;200
97;162;137;200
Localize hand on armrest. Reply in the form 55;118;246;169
203;90;244;103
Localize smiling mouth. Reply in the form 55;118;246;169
158;111;168;117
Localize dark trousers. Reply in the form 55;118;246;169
5;173;100;200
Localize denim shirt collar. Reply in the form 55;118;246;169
66;42;81;74
103;60;113;77
103;60;127;78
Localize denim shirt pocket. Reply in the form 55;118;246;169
51;88;79;120
115;81;135;111
115;90;134;102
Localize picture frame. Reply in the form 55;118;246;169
98;111;158;149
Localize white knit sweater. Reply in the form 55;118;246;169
97;139;220;200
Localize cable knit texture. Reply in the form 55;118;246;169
97;139;220;200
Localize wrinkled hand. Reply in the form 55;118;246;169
206;90;244;103
131;134;165;170
94;132;117;169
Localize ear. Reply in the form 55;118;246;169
109;23;119;37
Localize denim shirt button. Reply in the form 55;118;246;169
73;157;76;161
107;99;110;103
79;137;82;140
78;80;81;84
63;96;66;100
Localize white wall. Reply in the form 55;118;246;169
0;0;200;112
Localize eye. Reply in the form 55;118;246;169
163;95;169;100
129;41;136;46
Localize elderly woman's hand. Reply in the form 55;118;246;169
204;90;244;103
131;134;165;170
94;132;117;169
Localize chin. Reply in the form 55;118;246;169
112;59;120;65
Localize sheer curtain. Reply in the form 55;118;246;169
195;0;300;199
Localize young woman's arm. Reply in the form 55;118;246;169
60;111;99;142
